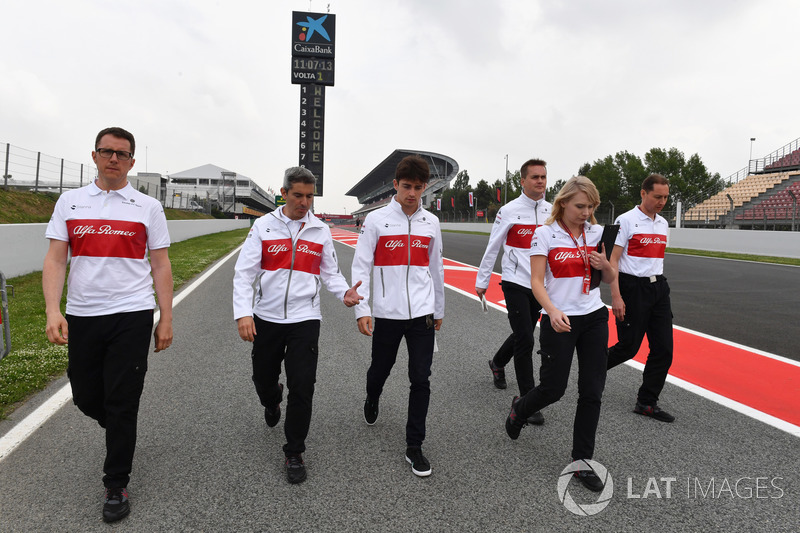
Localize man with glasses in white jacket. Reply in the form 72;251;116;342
351;155;445;478
233;167;362;484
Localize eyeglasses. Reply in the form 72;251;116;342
96;148;133;161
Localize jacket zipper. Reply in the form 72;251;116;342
275;215;307;320
406;214;412;319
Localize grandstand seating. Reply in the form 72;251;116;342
736;178;800;221
764;147;800;171
684;172;792;222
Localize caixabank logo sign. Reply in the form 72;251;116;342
292;11;336;58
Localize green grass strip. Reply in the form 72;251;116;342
0;228;249;419
666;248;800;266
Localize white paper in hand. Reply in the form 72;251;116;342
480;294;489;313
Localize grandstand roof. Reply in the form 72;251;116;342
169;163;252;181
346;149;458;203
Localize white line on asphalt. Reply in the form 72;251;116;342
0;245;244;462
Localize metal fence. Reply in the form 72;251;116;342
1;142;97;193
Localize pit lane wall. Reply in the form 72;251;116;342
440;223;800;260
0;219;251;278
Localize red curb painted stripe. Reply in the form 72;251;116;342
331;229;800;427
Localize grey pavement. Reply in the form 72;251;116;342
0;240;797;532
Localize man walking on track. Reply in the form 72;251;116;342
233;167;362;484
351;154;445;478
606;173;676;423
43;126;173;523
475;158;551;425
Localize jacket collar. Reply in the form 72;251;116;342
390;196;421;218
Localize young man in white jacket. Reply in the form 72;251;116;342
351;155;445;477
233;167;362;484
475;159;551;425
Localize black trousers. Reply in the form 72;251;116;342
251;316;320;456
492;281;542;395
366;316;435;448
515;307;608;461
66;310;153;489
607;273;673;405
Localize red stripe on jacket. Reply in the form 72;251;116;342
374;235;431;267
505;224;539;248
260;239;323;274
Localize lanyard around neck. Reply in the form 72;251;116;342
558;220;592;295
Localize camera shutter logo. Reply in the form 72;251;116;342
557;460;613;516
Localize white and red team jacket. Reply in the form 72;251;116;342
476;194;552;289
614;206;669;277
45;181;171;316
351;198;445;321
232;207;351;324
529;222;605;317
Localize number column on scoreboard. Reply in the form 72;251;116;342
299;84;325;195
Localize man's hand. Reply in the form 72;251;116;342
154;319;173;352
611;294;626;322
357;316;373;336
434;318;442;331
237;316;256;342
45;312;69;345
343;281;364;307
475;287;486;299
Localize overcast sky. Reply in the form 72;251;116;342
3;0;798;213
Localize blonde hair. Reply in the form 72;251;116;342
546;175;601;225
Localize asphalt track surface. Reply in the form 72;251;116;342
0;233;797;532
440;232;800;361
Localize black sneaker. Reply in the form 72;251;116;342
102;487;130;523
634;402;675;423
265;384;284;428
285;454;307;484
488;360;507;389
573;470;604;492
405;447;432;477
526;410;545;425
505;396;526;440
364;396;379;425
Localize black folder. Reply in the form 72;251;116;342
589;224;619;289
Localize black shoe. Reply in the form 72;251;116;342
405;447;432;477
573;470;604;492
265;384;284;428
488;360;507;389
526;410;545;425
364;396;379;425
285;454;307;484
505;396;526;440
102;487;130;523
634;402;675;423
